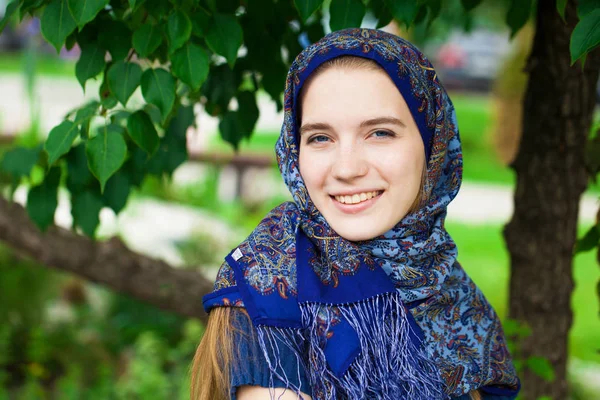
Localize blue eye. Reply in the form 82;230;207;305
372;130;394;138
308;135;330;143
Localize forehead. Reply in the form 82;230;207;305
300;67;409;123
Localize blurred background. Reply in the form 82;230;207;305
0;0;599;398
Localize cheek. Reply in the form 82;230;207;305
299;150;322;191
377;144;424;186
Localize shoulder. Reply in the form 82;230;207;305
247;202;300;239
204;202;300;310
231;201;299;263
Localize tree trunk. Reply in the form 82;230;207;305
504;0;600;399
0;196;214;321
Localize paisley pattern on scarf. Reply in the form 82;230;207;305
240;204;300;299
307;239;378;287
202;28;520;399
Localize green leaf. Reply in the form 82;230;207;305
127;110;159;156
306;18;326;44
556;0;567;20
0;146;40;179
0;0;21;35
146;106;192;176
99;74;118;109
26;167;61;232
44;121;79;166
21;0;44;19
526;356;555;382
71;190;104;237
506;0;533;39
171;42;209;90
260;60;287;111
73;101;99;124
294;0;323;22
129;0;145;11
40;0;77;53
329;0;365;31
102;171;130;214
122;147;147;187
132;23;163;58
86;125;128;193
426;0;442;23
208;0;237;13
413;5;427;25
167;10;192;53
98;20;132;61
460;0;482;11
141;68;176;122
205;13;243;68
500;318;520;337
67;0;109;28
202;64;238;114
219;111;244;150
66;144;93;193
369;0;392;29
107;61;142;106
141;104;162;125
237;91;259;138
65;31;77;50
585;136;600;175
191;8;210;38
385;0;418;28
578;0;600;17
575;223;600;253
75;42;106;90
109;110;131;125
570;9;600;65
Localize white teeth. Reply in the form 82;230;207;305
334;191;381;205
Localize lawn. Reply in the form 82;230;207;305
447;221;600;365
0;52;75;76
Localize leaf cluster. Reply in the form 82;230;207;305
0;0;598;238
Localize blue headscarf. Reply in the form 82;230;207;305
203;28;520;399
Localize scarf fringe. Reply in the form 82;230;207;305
256;326;308;399
256;292;446;400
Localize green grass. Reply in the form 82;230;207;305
0;52;75;76
451;94;516;186
447;221;600;365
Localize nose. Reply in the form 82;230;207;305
331;143;368;182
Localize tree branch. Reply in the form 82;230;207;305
0;195;214;321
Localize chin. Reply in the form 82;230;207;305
334;227;384;242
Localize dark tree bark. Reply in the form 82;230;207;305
0;195;214;322
504;0;600;399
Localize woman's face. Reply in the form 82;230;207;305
299;66;425;241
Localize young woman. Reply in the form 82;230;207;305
191;28;520;400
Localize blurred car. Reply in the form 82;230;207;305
428;29;513;92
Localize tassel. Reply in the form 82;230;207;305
255;292;447;400
256;326;310;399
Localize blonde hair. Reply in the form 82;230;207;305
190;307;234;400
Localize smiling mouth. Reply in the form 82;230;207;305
332;190;383;205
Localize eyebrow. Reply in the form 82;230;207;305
360;117;406;128
299;116;406;136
